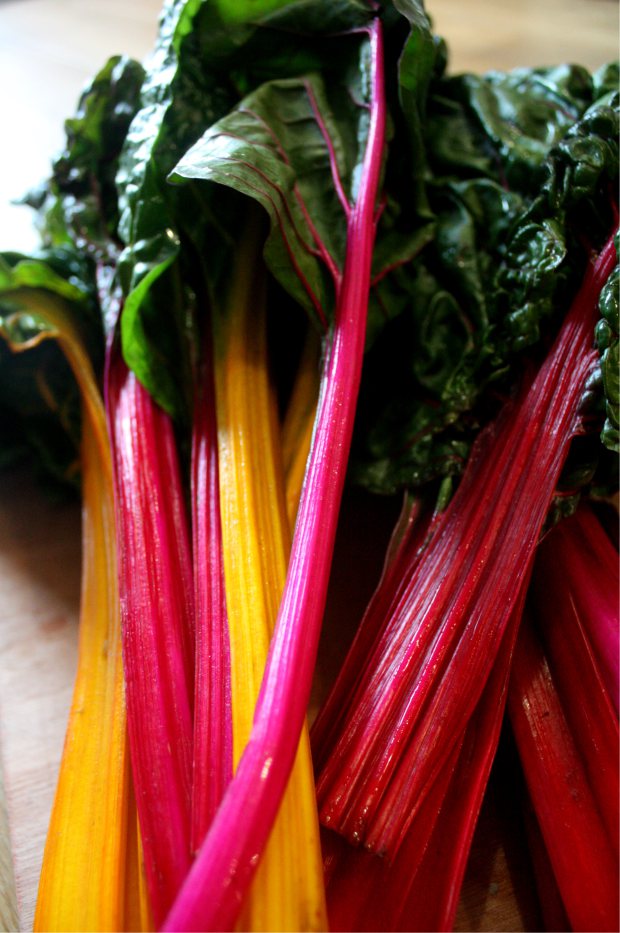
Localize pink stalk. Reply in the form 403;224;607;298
315;232;617;857
163;18;386;931
190;324;232;851
394;582;529;933
106;348;194;925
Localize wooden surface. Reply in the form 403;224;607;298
0;1;618;931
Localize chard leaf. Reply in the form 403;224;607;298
116;0;375;417
30;55;145;258
597;256;619;452
435;65;593;191
391;0;439;218
0;249;103;492
169;63;369;328
352;66;619;497
169;2;442;342
0;251;102;355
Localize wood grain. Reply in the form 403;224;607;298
0;0;617;930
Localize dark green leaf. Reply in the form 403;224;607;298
597;258;619;451
169;66;370;326
116;0;376;417
30;56;145;257
352;62;619;497
0;249;103;492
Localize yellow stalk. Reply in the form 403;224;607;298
281;327;320;530
214;235;327;932
3;293;134;931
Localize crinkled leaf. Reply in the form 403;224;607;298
352;67;619;496
593;61;620;103
597;258;619;451
116;0;375;418
28;56;145;259
434;65;593;192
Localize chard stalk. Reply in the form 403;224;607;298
323;578;526;933
509;612;619;932
124;795;153;932
191;318;232;850
537;503;619;712
212;230;326;930
106;350;195;926
314;232;618;856
2;293;130;932
521;796;571;933
529;506;619;856
163;18;386;931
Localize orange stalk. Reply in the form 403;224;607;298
3;293;134;931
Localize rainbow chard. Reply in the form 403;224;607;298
14;47;197;927
209;226;326;930
162;2;439;926
313;229;617;859
312;76;619;860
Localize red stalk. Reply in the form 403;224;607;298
163;18;386;931
190;323;232;851
315;232;617;857
538;502;619;711
311;494;440;773
106;348;194;925
529;506;619;856
324;588;526;932
508;612;619;932
521;793;571;933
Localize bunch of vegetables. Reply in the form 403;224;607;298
0;0;617;930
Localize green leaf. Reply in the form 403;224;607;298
351;62;619;498
34;56;145;255
597;259;619;452
427;65;594;193
0;249;103;492
115;0;374;416
169;67;369;326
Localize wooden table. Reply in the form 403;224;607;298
0;1;617;930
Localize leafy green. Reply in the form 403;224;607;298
596;246;619;452
29;55;145;259
169;64;370;328
115;0;379;418
2;0;616;511
114;0;448;417
0;249;104;493
351;65;619;496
